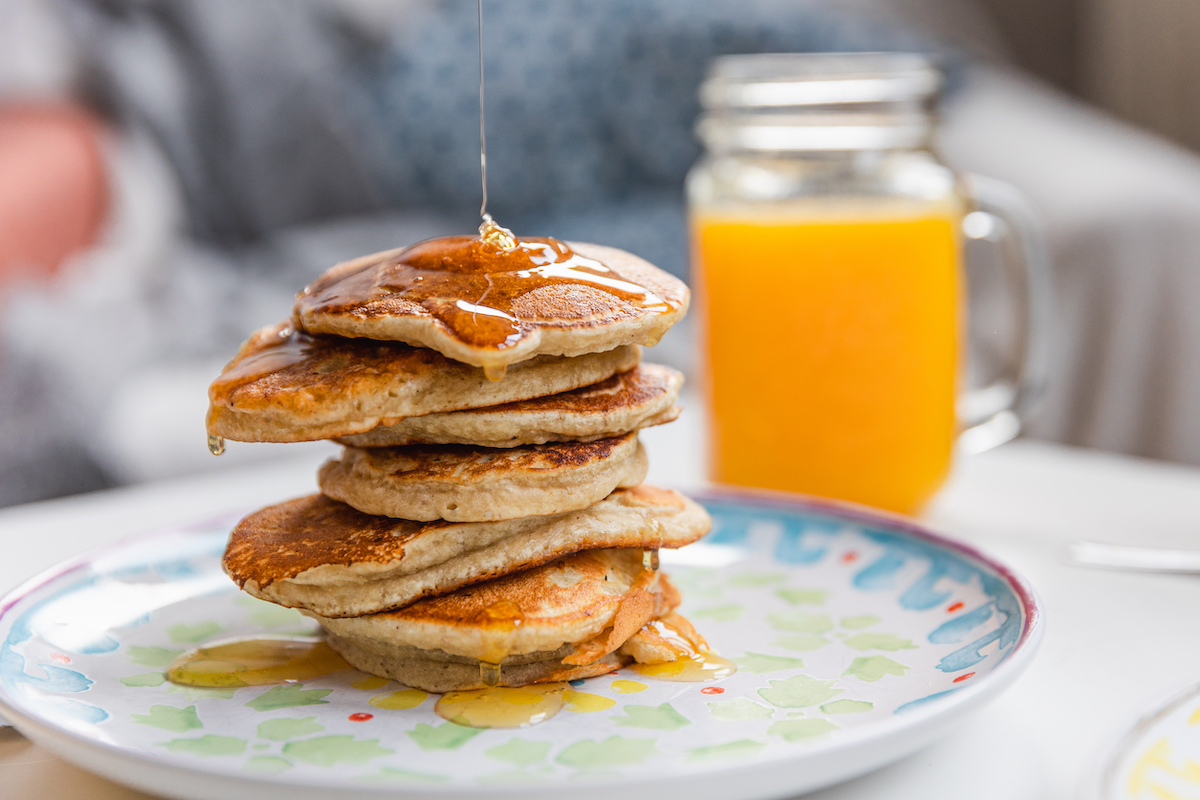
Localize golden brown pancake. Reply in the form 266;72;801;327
224;485;710;618
337;363;682;448
313;549;682;691
321;639;627;694
293;238;689;373
317;434;647;522
206;321;640;443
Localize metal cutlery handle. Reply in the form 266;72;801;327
1069;541;1200;573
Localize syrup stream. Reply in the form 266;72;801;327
478;0;488;223
477;0;515;251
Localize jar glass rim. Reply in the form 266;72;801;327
700;51;941;111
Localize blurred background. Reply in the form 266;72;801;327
2;0;1199;508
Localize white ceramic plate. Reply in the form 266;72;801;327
1095;681;1200;800
0;489;1042;800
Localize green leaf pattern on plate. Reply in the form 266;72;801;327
1;500;1026;788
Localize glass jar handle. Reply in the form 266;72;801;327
957;173;1054;454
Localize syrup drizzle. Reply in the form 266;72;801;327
630;619;737;683
643;549;660;572
205;323;435;408
479;661;502;687
166;637;350;688
295;237;671;355
476;0;515;253
290;2;676;366
207;324;311;399
475;600;526;664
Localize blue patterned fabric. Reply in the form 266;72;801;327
65;0;945;272
364;0;942;274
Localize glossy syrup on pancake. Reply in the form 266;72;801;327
210;323;310;393
295;235;672;378
630;618;736;682
294;0;668;382
166;637;350;687
206;323;310;454
206;323;319;455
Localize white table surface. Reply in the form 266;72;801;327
2;427;1199;800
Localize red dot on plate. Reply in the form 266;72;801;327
49;653;71;664
947;602;964;613
953;672;976;683
348;713;373;722
841;552;858;563
700;687;725;695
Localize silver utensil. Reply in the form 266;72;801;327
1069;540;1200;574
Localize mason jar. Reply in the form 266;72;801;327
687;52;1049;513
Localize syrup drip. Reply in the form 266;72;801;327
206;324;318;451
435;683;568;729
643;549;660;572
165;637;350;688
630;619;737;683
479;661;502;687
476;601;526;663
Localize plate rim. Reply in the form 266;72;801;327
695;484;1043;650
1086;678;1200;800
0;486;1044;799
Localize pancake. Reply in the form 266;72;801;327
206;321;640;443
323;638;627;693
317;434;647;522
313;549;682;691
337;363;683;448
224;485;710;618
293;238;689;373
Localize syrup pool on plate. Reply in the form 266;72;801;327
166;637;350;688
434;683;569;729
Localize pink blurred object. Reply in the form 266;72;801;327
0;104;109;287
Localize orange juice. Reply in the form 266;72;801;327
693;201;962;514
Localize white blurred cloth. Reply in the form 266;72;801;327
942;66;1200;466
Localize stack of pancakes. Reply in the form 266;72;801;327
207;234;712;693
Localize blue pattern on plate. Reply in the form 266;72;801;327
0;497;1036;791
